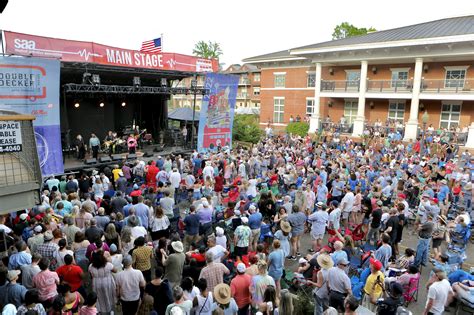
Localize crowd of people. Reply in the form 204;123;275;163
0;129;473;315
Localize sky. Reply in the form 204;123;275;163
1;0;474;67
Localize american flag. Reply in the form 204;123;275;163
140;37;162;53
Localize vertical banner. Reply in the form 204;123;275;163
0;56;63;176
198;73;239;152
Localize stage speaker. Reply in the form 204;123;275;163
111;154;123;161
85;158;97;165
128;153;137;160
0;0;8;13
153;147;163;152
143;152;154;158
99;156;112;163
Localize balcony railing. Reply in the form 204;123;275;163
421;79;473;93
321;80;360;92
321;79;474;94
238;79;250;85
236;93;249;99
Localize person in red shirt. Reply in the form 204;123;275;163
230;262;252;314
56;254;84;294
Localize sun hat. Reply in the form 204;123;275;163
214;283;232;305
280;221;291;233
19;213;28;221
317;253;334;270
6;270;20;281
438;215;447;225
43;230;54;241
236;262;246;273
171;241;184;253
370;258;383;271
316;201;324;208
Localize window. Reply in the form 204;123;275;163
253;73;260;82
445;68;466;88
440;103;461;129
391;69;409;88
388;101;405;122
273;97;284;123
307;73;316;87
253;87;260;96
306;98;315;116
343;100;358;124
345;70;360;88
274;73;286;88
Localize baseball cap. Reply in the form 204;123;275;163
298;258;308;264
236;263;246;273
34;225;43;233
241;217;249;224
19;213;28;221
338;258;349;265
370;258;383;271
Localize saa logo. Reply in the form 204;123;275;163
14;39;36;50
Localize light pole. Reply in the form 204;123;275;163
190;76;197;149
421;110;429;155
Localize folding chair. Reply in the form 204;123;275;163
403;273;420;306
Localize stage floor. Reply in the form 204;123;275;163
62;145;191;173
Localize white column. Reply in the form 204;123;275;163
309;62;322;133
465;122;474;149
404;58;423;140
352;60;368;137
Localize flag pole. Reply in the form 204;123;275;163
161;33;163;52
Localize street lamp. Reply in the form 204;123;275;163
421;110;429;155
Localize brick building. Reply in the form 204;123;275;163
243;16;474;147
222;64;261;110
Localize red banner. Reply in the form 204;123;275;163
3;31;219;73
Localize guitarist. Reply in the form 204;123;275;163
104;131;116;155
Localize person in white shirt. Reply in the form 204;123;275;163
202;161;214;181
115;255;146;315
340;186;355;230
169;168;182;201
424;269;453;315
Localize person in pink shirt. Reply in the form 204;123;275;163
79;292;98;315
32;257;60;306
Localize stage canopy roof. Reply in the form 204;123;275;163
168;107;200;121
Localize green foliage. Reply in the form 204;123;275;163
192;41;223;59
232;114;263;144
286;122;309;137
332;22;377;40
294;289;315;315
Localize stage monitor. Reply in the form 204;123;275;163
99;156;112;163
127;153;137;160
85;158;97;165
111;154;123;161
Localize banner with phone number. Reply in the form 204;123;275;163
0;56;63;176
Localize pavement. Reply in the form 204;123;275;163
286;224;474;314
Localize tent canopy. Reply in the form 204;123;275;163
168;107;200;121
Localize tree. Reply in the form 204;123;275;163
192;41;223;59
332;22;376;40
232;115;263;144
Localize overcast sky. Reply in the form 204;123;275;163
1;0;473;67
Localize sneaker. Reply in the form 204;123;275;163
296;252;301;257
308;249;315;253
290;256;297;260
286;256;293;260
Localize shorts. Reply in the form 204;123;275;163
250;229;260;245
342;212;350;219
234;246;248;257
363;217;370;224
311;231;324;240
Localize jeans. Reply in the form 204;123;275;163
414;237;431;267
367;227;380;246
314;295;328;315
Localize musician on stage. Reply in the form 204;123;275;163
127;134;137;154
104;131;116;155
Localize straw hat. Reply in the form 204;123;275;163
438;215;447;225
316;253;334;270
214;283;232;305
171;241;184;253
280;221;291;233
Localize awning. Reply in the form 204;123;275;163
168;107;200;121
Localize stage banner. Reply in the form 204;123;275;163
197;73;239;152
4;31;219;72
0;56;63;176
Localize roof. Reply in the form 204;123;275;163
242;49;296;62
292;15;474;51
168;107;200;121
222;63;260;74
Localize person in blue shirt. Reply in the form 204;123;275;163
248;205;263;251
330;176;344;202
8;241;32;270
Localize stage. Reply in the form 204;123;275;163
62;144;192;174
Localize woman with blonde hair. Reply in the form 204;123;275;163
120;227;134;256
278;289;294;315
104;223;121;250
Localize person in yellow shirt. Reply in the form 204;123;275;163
363;258;385;311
